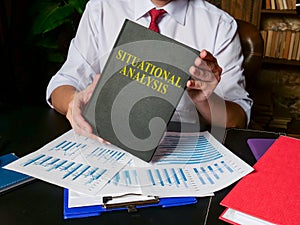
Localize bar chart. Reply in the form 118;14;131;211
5;130;133;195
151;133;223;165
5;130;253;197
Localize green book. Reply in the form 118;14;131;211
83;19;199;162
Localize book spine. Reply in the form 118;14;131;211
287;31;296;60
282;0;288;9
296;35;300;60
260;30;268;56
265;0;271;9
283;30;292;59
291;32;300;60
270;0;276;9
265;30;274;57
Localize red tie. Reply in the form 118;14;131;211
148;8;166;33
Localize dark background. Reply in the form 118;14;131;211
0;0;76;108
1;1;44;106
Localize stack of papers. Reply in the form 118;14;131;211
4;129;253;216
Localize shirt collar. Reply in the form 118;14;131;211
134;0;188;25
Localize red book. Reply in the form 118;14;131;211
220;135;300;225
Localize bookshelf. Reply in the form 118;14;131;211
260;5;300;64
220;0;299;63
220;0;300;136
258;1;300;135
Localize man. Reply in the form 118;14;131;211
46;0;252;141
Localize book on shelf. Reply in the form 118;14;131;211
261;16;300;61
267;0;296;10
270;0;276;9
297;36;300;60
220;135;300;225
275;0;284;10
278;31;286;58
291;31;300;60
283;30;292;59
288;31;296;60
82;19;199;162
265;0;271;9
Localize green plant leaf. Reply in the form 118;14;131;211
35;36;59;49
47;51;66;63
69;0;88;14
31;3;74;35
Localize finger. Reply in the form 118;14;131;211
193;57;222;82
189;65;217;82
186;79;207;90
200;50;216;62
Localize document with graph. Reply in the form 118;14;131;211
4;130;253;200
4;129;133;196
68;131;253;206
138;131;254;197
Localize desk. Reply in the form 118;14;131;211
0;105;279;225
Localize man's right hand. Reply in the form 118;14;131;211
66;75;100;141
52;74;108;142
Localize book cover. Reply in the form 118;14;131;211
83;19;199;162
220;135;300;225
0;153;35;194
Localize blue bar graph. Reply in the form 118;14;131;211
191;160;235;186
86;147;126;164
21;154;108;186
155;169;164;187
153;135;223;164
125;170;131;185
48;139;86;157
200;167;214;184
147;169;156;186
221;161;234;173
145;167;190;188
47;159;66;171
163;168;172;185
110;169;140;187
171;168;180;186
193;168;206;185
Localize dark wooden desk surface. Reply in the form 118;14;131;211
0;105;279;225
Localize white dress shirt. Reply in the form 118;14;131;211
46;0;253;124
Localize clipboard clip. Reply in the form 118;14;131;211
102;195;160;213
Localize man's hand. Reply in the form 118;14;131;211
187;50;222;103
65;75;108;142
186;50;246;128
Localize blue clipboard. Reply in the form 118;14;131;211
63;189;197;219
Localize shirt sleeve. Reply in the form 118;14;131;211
213;18;253;126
